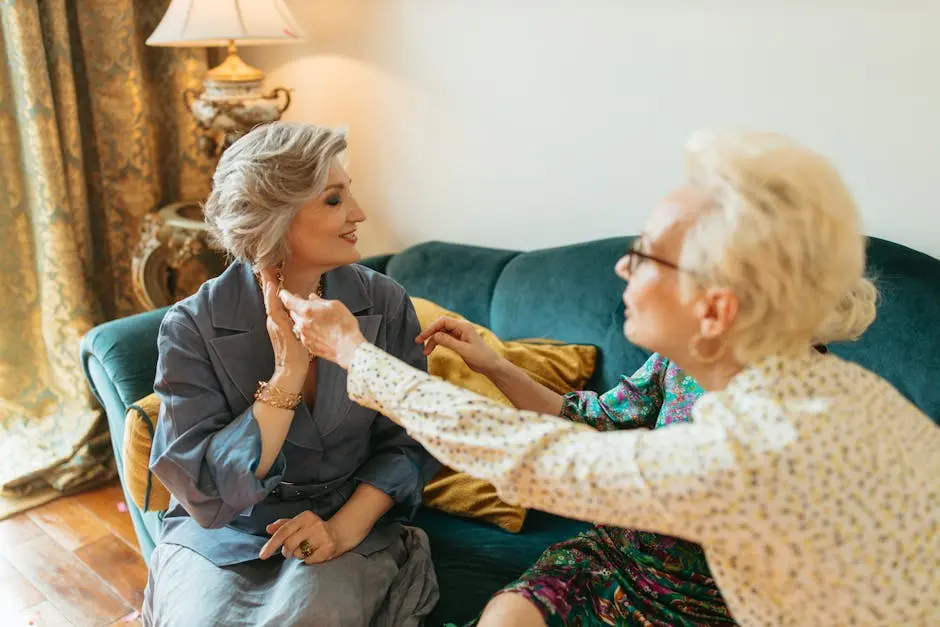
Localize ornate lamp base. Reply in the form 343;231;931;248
132;201;228;310
184;51;292;158
186;83;291;157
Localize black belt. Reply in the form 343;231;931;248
269;475;353;501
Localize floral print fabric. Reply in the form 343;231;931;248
494;355;734;626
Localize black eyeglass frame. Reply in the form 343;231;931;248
622;240;692;275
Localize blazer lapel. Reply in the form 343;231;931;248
283;395;324;452
288;265;382;442
204;262;271;408
301;312;383;439
208;327;273;409
356;314;383;346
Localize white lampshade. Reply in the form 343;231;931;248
146;0;307;47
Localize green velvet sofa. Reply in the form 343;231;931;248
80;236;940;625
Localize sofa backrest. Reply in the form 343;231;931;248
82;236;940;423
379;236;940;421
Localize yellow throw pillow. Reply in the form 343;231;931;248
410;297;596;532
121;298;597;533
123;394;170;512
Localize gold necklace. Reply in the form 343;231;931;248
256;266;325;299
277;270;325;299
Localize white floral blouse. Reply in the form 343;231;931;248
347;342;939;626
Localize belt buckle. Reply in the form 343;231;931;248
272;481;294;500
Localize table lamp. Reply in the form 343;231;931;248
146;0;307;156
133;1;307;311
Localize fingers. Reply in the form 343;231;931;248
304;541;336;565
280;524;313;559
259;266;278;290
278;289;321;342
259;515;304;559
415;317;471;344
280;290;329;341
423;335;442;356
414;317;443;344
414;318;445;344
261;272;277;316
260;512;337;563
281;514;335;563
262;273;292;328
272;294;364;367
264;518;290;535
290;532;336;563
288;310;304;338
278;289;311;316
425;331;465;356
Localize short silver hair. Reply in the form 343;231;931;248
203;122;348;269
680;130;871;362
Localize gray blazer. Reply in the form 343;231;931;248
150;260;439;566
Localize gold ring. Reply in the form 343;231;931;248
298;539;313;559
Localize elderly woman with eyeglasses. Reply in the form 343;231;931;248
279;130;939;627
379;276;873;627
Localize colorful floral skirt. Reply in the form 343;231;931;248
469;525;736;626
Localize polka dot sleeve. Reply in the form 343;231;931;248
347;342;751;539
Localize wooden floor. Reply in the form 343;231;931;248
0;482;146;627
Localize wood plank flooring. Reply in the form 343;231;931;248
0;482;146;627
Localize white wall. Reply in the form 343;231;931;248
242;0;940;259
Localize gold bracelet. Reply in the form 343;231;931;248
254;380;303;410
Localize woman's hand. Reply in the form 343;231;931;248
416;317;505;375
278;291;366;369
261;268;309;390
259;511;353;564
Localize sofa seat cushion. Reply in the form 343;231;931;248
414;507;592;626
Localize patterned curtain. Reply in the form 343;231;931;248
0;0;213;518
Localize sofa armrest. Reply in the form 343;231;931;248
80;307;170;563
80;307;169;481
81;307;169;411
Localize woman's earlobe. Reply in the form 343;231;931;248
701;319;720;338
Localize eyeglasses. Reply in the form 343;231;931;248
622;240;687;276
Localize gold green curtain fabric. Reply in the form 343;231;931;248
0;0;213;517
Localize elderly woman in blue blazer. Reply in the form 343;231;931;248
142;122;440;627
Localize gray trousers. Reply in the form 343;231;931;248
142;526;439;627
